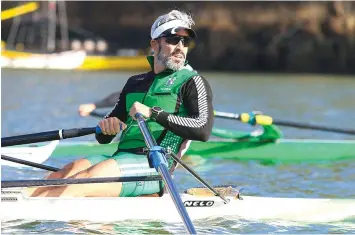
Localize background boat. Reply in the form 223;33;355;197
1;2;151;71
2;127;355;167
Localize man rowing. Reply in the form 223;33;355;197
30;10;214;197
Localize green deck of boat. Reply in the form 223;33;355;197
50;139;355;162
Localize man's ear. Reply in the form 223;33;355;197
150;40;158;54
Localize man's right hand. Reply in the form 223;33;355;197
98;117;127;135
78;103;97;117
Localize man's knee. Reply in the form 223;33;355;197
63;159;91;170
46;171;64;179
70;169;92;179
57;159;92;178
85;159;121;177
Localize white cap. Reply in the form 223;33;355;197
151;19;196;40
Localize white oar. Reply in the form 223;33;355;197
135;113;196;234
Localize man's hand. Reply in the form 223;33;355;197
98;117;127;135
129;102;152;120
78;103;96;117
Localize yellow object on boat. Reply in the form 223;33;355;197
79;55;150;71
1;49;151;71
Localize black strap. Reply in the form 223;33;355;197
112;147;147;156
158;180;165;197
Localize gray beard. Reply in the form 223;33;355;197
157;46;185;71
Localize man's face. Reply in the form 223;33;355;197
152;29;191;71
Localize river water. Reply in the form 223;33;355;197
1;69;355;234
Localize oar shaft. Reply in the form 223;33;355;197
1;127;100;147
215;110;355;135
1;155;60;172
273;120;355;135
89;111;106;118
136;115;157;147
158;164;196;234
135;113;196;234
1;175;163;188
214;111;240;120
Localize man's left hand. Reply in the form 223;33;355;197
129;102;152;119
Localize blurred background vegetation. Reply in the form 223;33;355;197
2;1;355;74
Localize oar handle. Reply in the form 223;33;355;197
1;126;102;147
135;113;157;148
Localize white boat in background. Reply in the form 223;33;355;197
1;50;87;70
1;190;354;223
1;2;150;72
1;2;87;71
1;140;59;168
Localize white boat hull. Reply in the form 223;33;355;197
1;190;354;223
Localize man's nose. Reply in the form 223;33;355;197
176;39;184;49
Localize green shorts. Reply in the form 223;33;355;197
84;152;163;197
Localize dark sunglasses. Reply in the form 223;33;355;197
162;35;192;47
